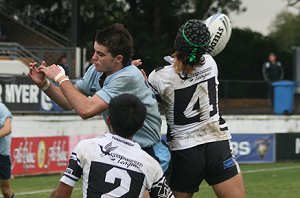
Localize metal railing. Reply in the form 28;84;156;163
219;79;300;115
0;42;41;63
0;2;71;46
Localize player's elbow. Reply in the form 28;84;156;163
62;106;73;111
78;111;94;119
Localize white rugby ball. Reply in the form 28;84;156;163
205;13;232;57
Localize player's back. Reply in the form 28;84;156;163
149;55;230;150
62;133;172;198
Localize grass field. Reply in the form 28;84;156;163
4;162;300;198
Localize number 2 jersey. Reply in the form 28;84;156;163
61;133;173;198
148;54;231;151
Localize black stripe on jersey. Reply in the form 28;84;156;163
70;152;80;163
155;66;165;72
152;176;164;186
219;116;228;131
63;173;80;182
66;157;83;179
219;116;226;125
148;82;162;102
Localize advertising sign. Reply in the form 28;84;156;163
276;133;300;161
231;134;275;163
0;76;65;112
11;136;69;175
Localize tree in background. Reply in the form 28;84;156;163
269;11;300;52
0;0;245;73
287;0;300;8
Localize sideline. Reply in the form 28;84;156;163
243;165;300;174
0;188;80;197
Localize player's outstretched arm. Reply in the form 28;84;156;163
29;61;73;110
50;182;73;198
39;63;108;118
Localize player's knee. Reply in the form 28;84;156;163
2;189;10;198
1;185;12;198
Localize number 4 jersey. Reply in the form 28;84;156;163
61;133;174;198
148;54;231;151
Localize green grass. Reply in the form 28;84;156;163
6;162;300;198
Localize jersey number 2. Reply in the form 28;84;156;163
101;167;131;197
88;162;145;197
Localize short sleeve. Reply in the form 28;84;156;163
60;142;83;187
0;104;12;127
149;167;174;198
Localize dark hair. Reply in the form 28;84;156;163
109;93;146;138
95;23;134;65
174;19;210;66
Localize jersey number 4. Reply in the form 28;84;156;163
174;77;217;125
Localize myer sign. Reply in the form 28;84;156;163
0;75;65;112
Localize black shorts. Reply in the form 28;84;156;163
0;154;12;180
169;140;240;193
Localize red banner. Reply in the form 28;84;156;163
11;136;69;175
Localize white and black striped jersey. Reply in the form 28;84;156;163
61;133;174;198
148;54;231;151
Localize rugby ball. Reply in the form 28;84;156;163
204;13;232;57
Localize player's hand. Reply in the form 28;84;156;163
141;69;148;81
38;62;66;83
28;62;46;86
132;59;142;67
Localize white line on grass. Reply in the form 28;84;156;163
243;165;300;174
0;188;80;197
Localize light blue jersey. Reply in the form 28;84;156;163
0;103;12;156
76;65;161;148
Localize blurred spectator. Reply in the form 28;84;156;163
0;103;15;198
56;54;70;76
84;57;93;73
0;23;7;42
262;53;284;106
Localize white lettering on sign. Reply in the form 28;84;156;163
40;92;53;111
231;141;251;156
295;138;300;154
46;140;68;167
13;141;36;169
5;84;39;103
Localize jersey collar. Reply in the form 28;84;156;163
105;132;140;148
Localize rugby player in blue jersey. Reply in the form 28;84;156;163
28;23;170;173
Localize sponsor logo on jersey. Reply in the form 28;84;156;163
112;136;134;146
180;67;212;83
99;142;118;157
66;167;73;175
99;142;143;169
223;157;236;169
